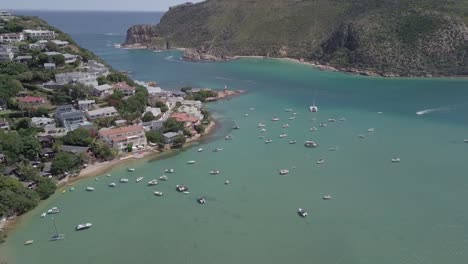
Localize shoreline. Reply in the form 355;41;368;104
0;119;218;237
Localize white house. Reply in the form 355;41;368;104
181;100;203;109
92;84;113;98
86;60;109;76
23;29;56;40
99;125;147;153
63;53;78;64
44;51;61;57
77;100;96;111
44;63;56;70
178;105;203;120
143;106;162;118
86;106;118;121
0;50;13;61
51;40;69;47
55;72;98;87
0;33;25;43
31;117;56;128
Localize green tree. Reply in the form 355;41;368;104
51;152;82;175
127;143;133;152
162;118;184;133
145;131;163;144
45;42;59;52
35;178;56;199
155;100;168;113
21;136;41;160
0;75;22;102
17;163;40;182
0;176;40;217
14;118;31;130
97;76;109;85
62;128;93;146
172;135;186;148
51;54;65;66
91;141;115;161
194;124;205;134
142;111;156;122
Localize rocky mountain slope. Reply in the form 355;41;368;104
124;0;468;76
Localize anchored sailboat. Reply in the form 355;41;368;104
50;218;65;241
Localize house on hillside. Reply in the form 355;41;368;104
113;82;135;96
55;105;89;131
51;40;69;47
63;53;78;64
170;112;201;128
14;55;33;64
60;145;91;155
99;125;147;153
0;33;25;43
163;131;183;144
92;84;113;98
0;50;13;61
23;29;56;40
31;117;56;128
77;100;96;111
16;96;46;109
44;63;56;70
86;106;118;121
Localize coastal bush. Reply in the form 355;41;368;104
194;124;205;134
145;131;164;145
185;90;217;102
172;135;186;148
35;178;56;199
91;141;116;161
51;54;65;66
0;176;40;217
17;163;40;182
127;143;133;152
0;132;40;164
155;101;168;113
162;118;184;133
0;75;22;102
51;152;83;175
62;128;93;147
142;112;156;122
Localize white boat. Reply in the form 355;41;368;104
106;174;112;177
391;157;401;163
289;140;297;144
187;160;196;164
176;184;189;192
113;43;121;48
309;105;318;112
368;128;375;132
165;169;175;173
279;133;287;138
86;187;95;191
119;178;129;183
198;148;204;152
50;218;65;241
154;191;163;196
323;195;332;200
285;108;293;112
210;170;220;175
225;135;233;140
258;122;266;128
358;134;366;139
147;179;158;186
304;141;318;148
25;240;34;245
464;139;468;143
289;116;295;120
271;117;280;121
159;175;168;181
298;208;308;217
197;197;206;204
328;118;337;122
232;125;240;130
319;123;327;127
127;168;135;172
283;124;290;128
293;112;299;116
329;147;338;151
213;148;223;152
265;139;273;144
317;159;325;165
40;212;47;218
47;207;59;214
224;180;230;185
136;177;144;182
279;169;290;175
76;223;92;231
339;117;346;121
249;107;255;111
108;183;116;187
310;127;318;131
260;128;267;133
244;113;249;117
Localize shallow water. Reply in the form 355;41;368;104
2;11;468;264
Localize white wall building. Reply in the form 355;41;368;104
23;29;56;40
0;33;25;43
78;100;96;111
86;106;118;121
55;72;98;87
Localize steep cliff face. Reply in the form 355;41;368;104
125;0;468;76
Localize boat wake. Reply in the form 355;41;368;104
416;106;453;116
104;33;124;36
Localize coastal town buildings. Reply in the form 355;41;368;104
85;60;109;76
0;32;25;43
51;40;69;47
55;105;89;131
163;131;183;144
92;84;113;98
178;105;203;119
31;117;56;128
86;106;118;121
113;82;136;96
15;55;33;64
99;125;147;153
16;96;46;108
44;63;56;70
55;72;98;87
77;100;96;111
23;29;56;40
63;53;78;64
0;10;14;21
0;49;13;61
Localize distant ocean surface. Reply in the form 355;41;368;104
2;11;468;264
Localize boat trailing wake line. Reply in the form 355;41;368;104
416;106;454;116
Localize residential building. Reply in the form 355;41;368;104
44;51;61;57
40;148;55;159
92;84;113;98
14;55;33;63
55;72;98;87
0;119;10;130
63;53;78;64
55;104;75;115
115;119;127;127
0;50;13;61
0;45;18;53
143;106;162;118
113;82;135;96
99;125;147;153
0;11;14;21
51;40;69;47
86;106;118;121
142;120;164;132
163;131;182;144
77;100;96;111
170;113;200;127
17;96;46;107
38;135;55;148
181;100;203;109
147;86;162;95
60;145;91;155
85;60;109;76
55;105;88;131
44;63;56;70
0;33;25;43
23;29;56;40
178;105;203;119
31;117;56;128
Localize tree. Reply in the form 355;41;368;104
194;125;205;134
127;143;133;152
35;178;56;199
142;111;156;122
145;131;163;144
97;76;109;85
51;152;82;175
0;176;40;217
14;118;31;130
45;41;59;52
0;61;28;76
155;100;169;113
162;118;184;133
51;54;65;66
0;75;22;102
172;135;186;148
62;128;93;147
21;136;41;160
91;141;115;161
17;163;40;182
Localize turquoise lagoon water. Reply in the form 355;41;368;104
2;11;468;264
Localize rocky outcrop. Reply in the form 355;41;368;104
124;0;468;77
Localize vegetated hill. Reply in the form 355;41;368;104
124;0;468;77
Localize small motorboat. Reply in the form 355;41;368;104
198;148;204;152
176;184;189;192
165;169;175;173
136;177;144;182
24;240;34;245
279;169;290;175
40;212;47;218
147;179;158;186
328;118;337;122
317;159;325;165
76;223;92;231
304;141;318;148
377;111;383;114
323;195;332;200
391;157;401;163
127;168;135;172
159;175;168;181
368;128;375;132
197;197;206;204
309;105;318;112
232;125;240;130
47;207;59;214
265;139;273;144
249;107;255;111
244;113;249;117
283;124;290;128
285;108;293;112
271;117;280;121
225;135;233;140
310;127;318;131
339;117;346;121
328;147;338;151
119;178;129;183
298;208;308;217
106;174;111;177
210;170;220;175
62;190;66;194
187;160;196;164
319;123;327;127
358;134;366;139
69;187;75;192
260;128;267;133
108;183;116;187
183;191;190;194
279;133;287;138
293;112;299;116
94;178;99;182
224;180;230;185
258;122;266;128
154;191;163;196
86;187;95;192
289;116;295;120
213;148;223;152
464;139;468;143
289;140;297;144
